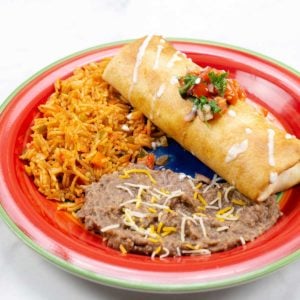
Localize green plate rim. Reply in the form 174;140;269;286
0;38;299;293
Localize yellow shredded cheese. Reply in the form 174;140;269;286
119;244;127;254
120;169;157;184
162;226;177;233
217;206;232;215
198;194;208;206
148;237;161;244
232;199;246;206
157;222;164;234
148;207;157;214
195;182;203;190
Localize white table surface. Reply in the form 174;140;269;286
0;0;299;299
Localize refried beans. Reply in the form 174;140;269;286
77;165;280;258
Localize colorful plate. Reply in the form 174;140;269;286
0;39;299;293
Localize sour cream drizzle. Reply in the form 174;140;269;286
267;129;275;166
167;51;182;68
156;83;166;98
150;83;166;119
128;35;153;99
228;110;237;117
153;44;164;70
170;75;178;85
225;139;249;163
269;172;278;184
245;128;252;134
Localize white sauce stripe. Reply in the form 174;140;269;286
167;51;182;68
269;171;278;184
245;128;252;134
285;133;295;139
228;110;237;117
170;75;179;85
267;129;275;166
156;83;166;98
225;139;249;163
153;45;164;70
128;35;153;99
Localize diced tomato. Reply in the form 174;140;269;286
199;67;211;82
260;107;269;117
213;97;228;119
137;153;155;169
192;82;209;97
91;152;105;168
146;153;155;169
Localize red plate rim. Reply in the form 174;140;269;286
0;38;299;293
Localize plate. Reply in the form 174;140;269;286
0;39;299;293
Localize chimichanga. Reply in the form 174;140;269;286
103;35;300;201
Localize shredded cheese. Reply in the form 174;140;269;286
159;247;170;259
120;169;157;184
119;244;127;254
194;216;207;238
181;249;211;255
240;236;246;245
216;226;229;232
224;186;235;202
151;246;162;259
116;185;134;197
198;194;208;206
100;224;120;232
203;174;222;193
231;199;246;206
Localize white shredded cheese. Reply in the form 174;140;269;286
163;190;184;206
224;186;235;203
194;216;207;238
202;174;222;193
216;226;229;232
181;249;211;255
240;236;246;245
159;247;170;259
187;179;196;189
225;139;249;163
119;199;138;207
100;224;120;232
123;182;150;189
153;188;169;196
180;216;187;242
206;205;219;210
116;185;134;197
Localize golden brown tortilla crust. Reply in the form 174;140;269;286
103;36;300;201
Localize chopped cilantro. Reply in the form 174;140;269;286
179;74;199;96
190;96;221;114
209;100;221;113
208;71;228;96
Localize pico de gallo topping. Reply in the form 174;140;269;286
179;67;246;122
